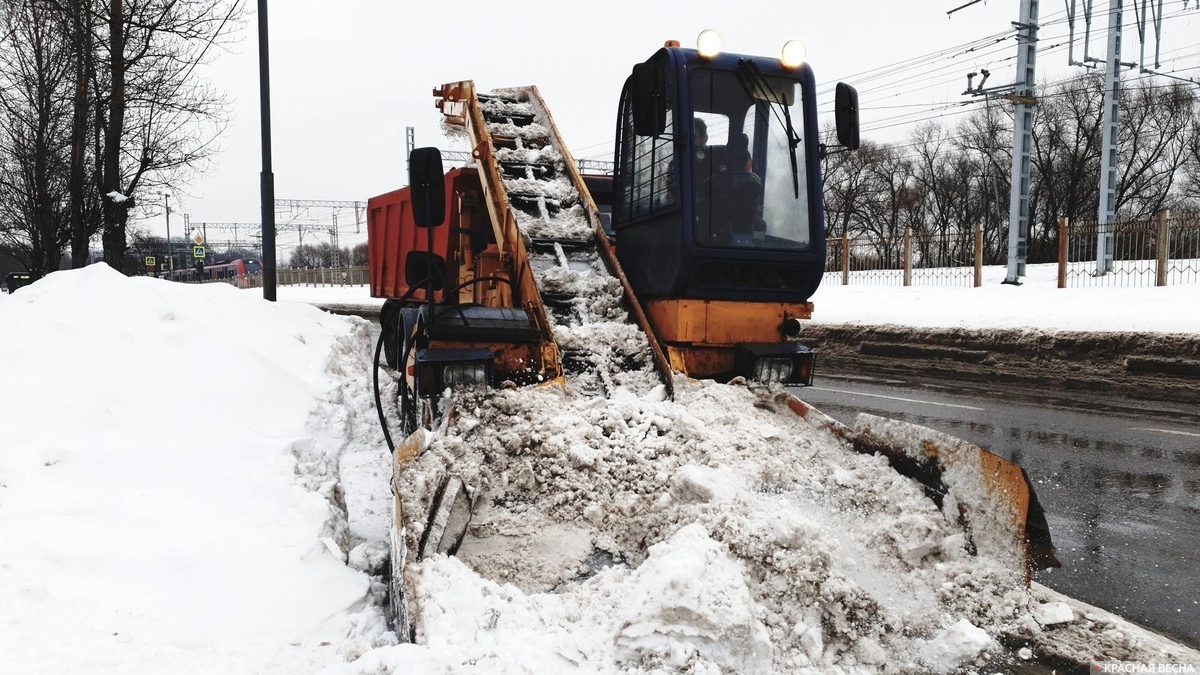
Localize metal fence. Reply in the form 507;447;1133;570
824;226;983;287
196;219;1200;292
276;266;370;287
1059;213;1200;288
184;266;371;289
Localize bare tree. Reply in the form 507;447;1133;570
1023;75;1104;262
819;72;1200;271
909;123;977;267
288;242;354;269
96;0;244;272
0;0;73;275
953;102;1011;263
1182;108;1200;210
821;133;878;239
66;0;101;267
1114;81;1195;219
819;72;1199;270
860;145;920;267
0;0;243;274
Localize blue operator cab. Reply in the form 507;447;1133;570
609;35;859;382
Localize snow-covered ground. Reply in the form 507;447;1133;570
0;263;1197;674
812;261;1200;334
274;260;1200;335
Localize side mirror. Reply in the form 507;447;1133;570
835;83;860;151
631;61;667;137
405;251;446;291
409;147;446;228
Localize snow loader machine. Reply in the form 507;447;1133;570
367;39;1058;639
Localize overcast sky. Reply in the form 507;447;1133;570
158;0;1198;244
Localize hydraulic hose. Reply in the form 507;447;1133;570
373;328;397;454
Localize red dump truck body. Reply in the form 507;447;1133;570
367;167;481;302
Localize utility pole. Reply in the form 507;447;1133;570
1096;0;1123;274
330;212;340;269
954;0;1039;284
1065;0;1175;273
1004;0;1039;284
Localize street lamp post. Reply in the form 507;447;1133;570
258;0;277;301
161;192;173;273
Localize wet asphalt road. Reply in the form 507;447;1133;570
792;373;1200;649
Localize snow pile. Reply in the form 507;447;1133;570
0;264;393;674
852;413;1026;571
384;380;1035;673
372;375;1199;672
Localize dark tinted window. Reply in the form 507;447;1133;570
615;57;676;226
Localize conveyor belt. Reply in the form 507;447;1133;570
436;83;673;398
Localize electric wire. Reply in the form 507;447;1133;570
579;3;1200;163
818;3;1199;130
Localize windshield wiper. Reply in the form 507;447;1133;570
738;60;802;199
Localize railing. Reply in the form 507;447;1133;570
276;266;370;287
184;266;370;289
202;218;1200;292
1059;212;1200;288
824;225;983;287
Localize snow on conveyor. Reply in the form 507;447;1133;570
482;90;660;397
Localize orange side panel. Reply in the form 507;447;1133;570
367;169;482;301
645;299;814;345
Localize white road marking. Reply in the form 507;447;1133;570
808;387;986;411
820;374;906;385
1131;427;1200;438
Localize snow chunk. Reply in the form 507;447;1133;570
918;618;993;672
888;512;949;566
348;540;390;575
669;464;741;504
1035;600;1075;625
615;524;773;673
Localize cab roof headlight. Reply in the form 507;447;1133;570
781;40;807;69
697;29;722;59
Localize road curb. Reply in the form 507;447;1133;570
803;323;1200;406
